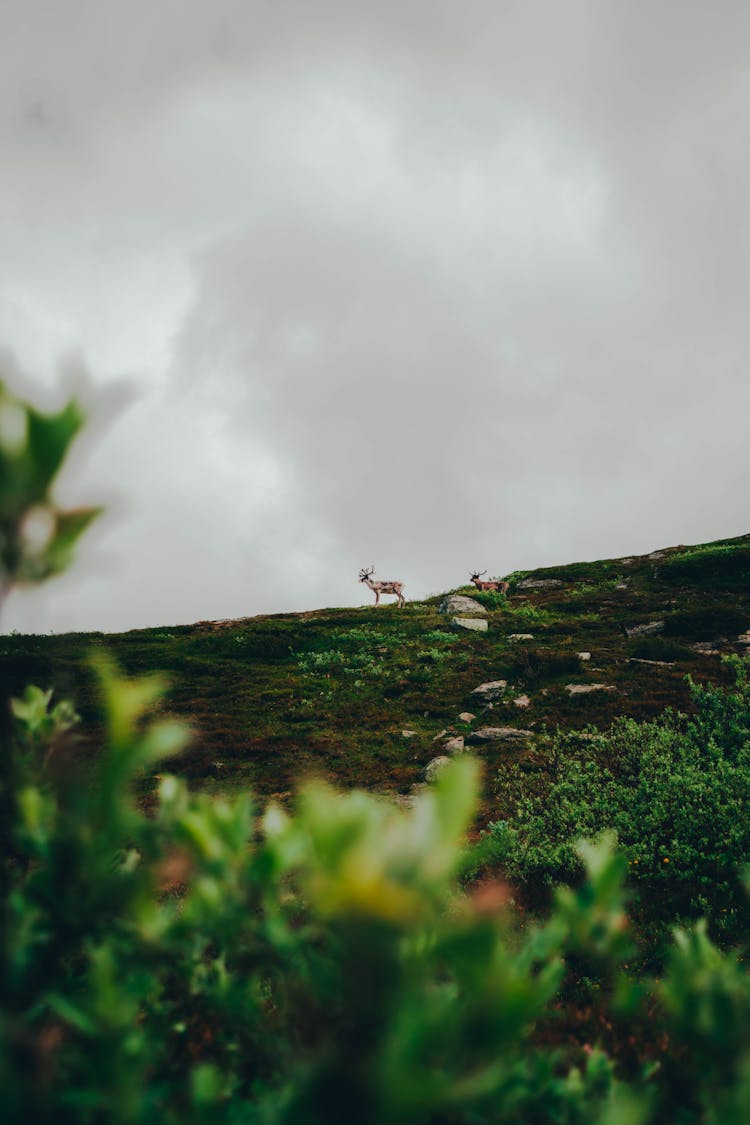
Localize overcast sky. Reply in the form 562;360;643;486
2;1;749;633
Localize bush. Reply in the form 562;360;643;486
489;658;750;940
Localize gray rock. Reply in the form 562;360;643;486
424;755;451;781
457;711;476;723
615;583;629;591
628;658;675;668
516;578;564;589
619;558;635;566
452;616;488;633
401;729;417;739
623;621;664;638
513;695;530;708
577;652;591;661
647;550;666;560
444;736;466;755
470;680;507;701
566;683;616;696
508;633;534;642
467;726;534;744
440;595;487;616
737;632;750;645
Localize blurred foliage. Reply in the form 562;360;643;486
0;380;99;608
1;665;750;1121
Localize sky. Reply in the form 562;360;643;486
2;1;749;633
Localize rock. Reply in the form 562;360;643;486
457;711;475;723
508;633;534;642
620;558;635;566
615;583;629;591
516;578;564;589
566;683;616;695
647;550;666;560
467;726;533;744
440;595;487;616
623;621;664;638
401;729;417;739
513;695;530;708
628;658;675;668
424;755;451;781
444;736;465;755
577;652;591;661
737;632;750;645
452;616;488;633
470;680;507;701
432;729;449;742
691;643;723;655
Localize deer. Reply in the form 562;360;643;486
470;570;509;595
358;566;406;608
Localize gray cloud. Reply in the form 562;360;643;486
2;1;749;631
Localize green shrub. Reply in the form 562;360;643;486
659;545;750;589
626;636;692;662
663;607;748;640
489;658;750;939
471;589;509;611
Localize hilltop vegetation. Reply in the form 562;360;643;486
3;533;749;815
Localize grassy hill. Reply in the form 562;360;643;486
3;532;750;820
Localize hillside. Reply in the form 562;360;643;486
3;532;750;821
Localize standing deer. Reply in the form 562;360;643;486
359;566;406;608
470;570;509;594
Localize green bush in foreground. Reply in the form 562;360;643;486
2;663;750;1123
489;658;750;941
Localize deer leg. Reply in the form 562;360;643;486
374;590;380;607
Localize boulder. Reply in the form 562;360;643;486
467;726;533;744
508;633;534;642
424;755;451;781
440;595;487;616
623;621;664;638
452;616;488;633
401;729;417;739
444;736;466;756
513;695;530;708
577;652;591;661
737;632;750;645
457;711;476;723
566;683;616;696
470;680;507;701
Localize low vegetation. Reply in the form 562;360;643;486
2;379;750;1121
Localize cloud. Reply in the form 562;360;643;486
2;1;749;631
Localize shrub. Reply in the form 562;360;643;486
489;658;750;939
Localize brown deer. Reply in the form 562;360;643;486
359;566;406;608
470;570;509;594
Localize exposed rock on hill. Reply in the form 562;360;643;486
440;595;486;615
623;621;664;638
452;617;488;633
470;680;508;701
467;727;533;744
